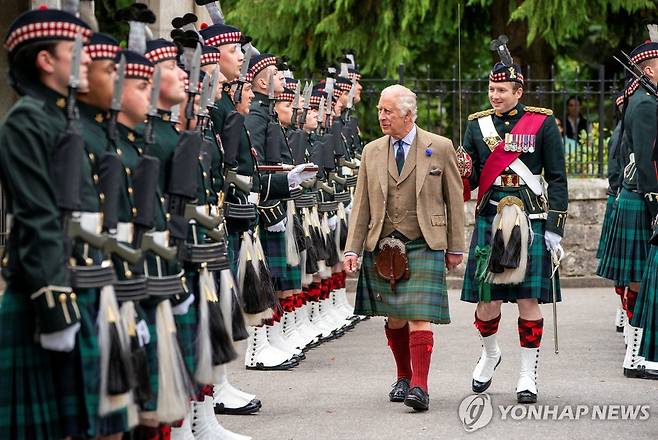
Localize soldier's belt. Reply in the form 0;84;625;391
69;263;117;289
294;193;317;209
318;201;339;213
224;202;257;220
493;174;527;188
345;176;358;187
181;240;228;264
333;191;351;205
146;270;186;298
257;201;286;226
114;277;148;302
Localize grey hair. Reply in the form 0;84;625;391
380;84;417;122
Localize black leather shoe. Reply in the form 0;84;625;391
472;355;502;393
625;366;658;380
389;378;410;402
516;390;537;404
214;399;262;415
404;386;429;411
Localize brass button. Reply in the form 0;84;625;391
166;213;171;221
88;153;95;161
99;193;105;202
128;187;133;195
127;132;135;142
132;207;138;216
93;174;99;185
1;255;8;267
206;189;211;196
160;197;165;204
504;121;510;126
203;171;208;178
117;149;123;156
58;293;67;303
198;155;203;161
125;270;133;278
138;148;143;155
125;167;131;176
70;293;77;301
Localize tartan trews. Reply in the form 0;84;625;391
355;239;450;324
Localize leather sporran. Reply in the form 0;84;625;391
374;237;410;294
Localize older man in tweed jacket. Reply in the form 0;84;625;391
344;84;465;411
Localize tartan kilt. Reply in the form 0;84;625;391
596;195;617;259
461;215;561;304
260;228;302;291
354;239;450;324
60;288;128;438
174;273;198;379
633;245;658;362
596;188;651;285
140;299;160;412
0;286;62;440
227;232;240;274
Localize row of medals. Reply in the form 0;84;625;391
503;133;536;153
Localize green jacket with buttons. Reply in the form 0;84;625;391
464;102;568;236
620;85;658;218
0;84;71;294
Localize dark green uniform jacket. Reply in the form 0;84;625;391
620;85;658;218
464;102;568;236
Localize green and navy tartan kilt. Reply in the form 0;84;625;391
175;272;199;378
260;228;302;291
0;286;61;440
461;215;561;304
354;239;450;324
140;299;160;412
597;195;617;260
227;231;241;274
633;245;658;362
57;288;128;438
596;188;651;285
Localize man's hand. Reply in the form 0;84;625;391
344;254;359;273
445;253;463;271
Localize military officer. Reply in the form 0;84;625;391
460;37;568;404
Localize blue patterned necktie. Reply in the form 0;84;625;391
395;140;405;174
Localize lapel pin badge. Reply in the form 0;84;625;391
425;148;433;157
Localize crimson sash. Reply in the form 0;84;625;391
476;112;548;202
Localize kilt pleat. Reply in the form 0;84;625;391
597;189;651;285
0;287;61;440
354;239;450;324
596;195;617;259
174;273;198;378
260;228;302;291
633;245;658;362
140;301;160;412
461;214;561;304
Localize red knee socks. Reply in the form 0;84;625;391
385;323;412;380
409;330;434;392
518;317;544;348
474;312;501;337
625;289;638;321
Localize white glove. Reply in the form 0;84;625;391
266;218;287;232
327;215;338;231
544;231;562;253
40;322;80;352
287;163;317;188
172;293;195;315
136;319;151;346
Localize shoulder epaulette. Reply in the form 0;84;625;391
523;106;553;116
467;109;495;121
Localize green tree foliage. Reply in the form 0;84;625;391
220;0;655;79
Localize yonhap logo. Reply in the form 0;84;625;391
459;393;494;432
